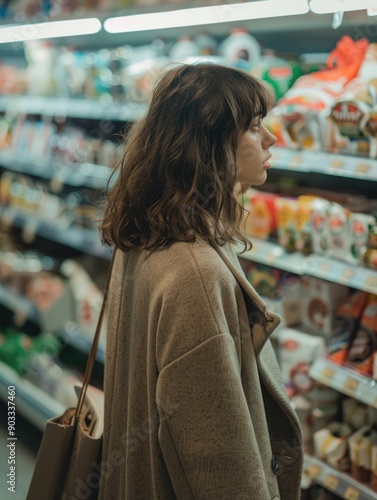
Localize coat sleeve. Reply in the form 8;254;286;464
156;332;271;500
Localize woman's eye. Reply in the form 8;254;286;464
251;122;261;131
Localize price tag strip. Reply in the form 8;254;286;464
305;454;376;500
310;358;377;410
240;240;377;296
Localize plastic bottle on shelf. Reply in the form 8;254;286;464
169;37;201;63
218;28;261;70
252;49;303;100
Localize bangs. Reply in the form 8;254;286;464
236;74;275;131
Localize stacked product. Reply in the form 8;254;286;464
242;188;377;270
267;37;377;159
313;398;377;492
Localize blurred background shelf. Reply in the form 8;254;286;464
0;205;112;260
309;358;377;409
240;240;377;294
0;153;110;190
304;454;377;500
0;95;147;121
0;360;65;432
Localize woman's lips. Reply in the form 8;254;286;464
263;162;271;170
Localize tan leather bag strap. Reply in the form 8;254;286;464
74;248;116;421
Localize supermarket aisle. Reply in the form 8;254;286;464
0;401;40;500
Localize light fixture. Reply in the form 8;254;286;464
0;18;101;45
310;0;377;14
104;0;309;34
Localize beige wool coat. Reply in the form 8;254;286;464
98;239;303;500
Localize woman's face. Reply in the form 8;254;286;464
235;118;277;188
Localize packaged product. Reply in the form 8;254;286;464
363;225;377;270
218;28;261;69
350;213;376;264
194;33;218;56
329;79;377;157
301;277;348;338
349;426;377;483
60;259;104;340
325;203;352;264
169;37;201;62
310;198;330;255
0;330;60;375
243;262;281;299
328;43;377;157
342;398;370;430
346;294;377;376
309;386;339;434
327;290;369;364
311;404;339;435
244;190;278;240
313;422;352;471
251;51;303;100
275;197;297;252
25;272;75;332
270;36;369;150
278;327;325;392
280;275;303;327
295;196;317;255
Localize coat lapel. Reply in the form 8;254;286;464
211;242;281;353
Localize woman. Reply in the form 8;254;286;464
99;63;303;500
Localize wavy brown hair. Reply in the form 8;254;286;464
101;63;273;252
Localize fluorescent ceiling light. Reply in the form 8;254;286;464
310;0;377;14
104;0;309;33
0;18;101;44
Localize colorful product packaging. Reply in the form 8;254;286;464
270;36;369;151
313;422;352;471
295;195;317;255
348;426;377;483
301;277;348;338
327;290;369;364
310;198;330;255
245;190;278;240
346;294;377;376
276;197;297;252
278;327;325;392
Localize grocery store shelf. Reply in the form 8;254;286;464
309;357;377;409
271;148;377;182
0;360;65;432
304;454;377;500
0;95;147;121
0;283;39;324
0;205;112;260
0;153;110;190
239;239;377;294
59;327;105;365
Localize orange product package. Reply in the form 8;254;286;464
346;294;377;377
270;36;369;150
327;290;369;365
243;190;278;240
